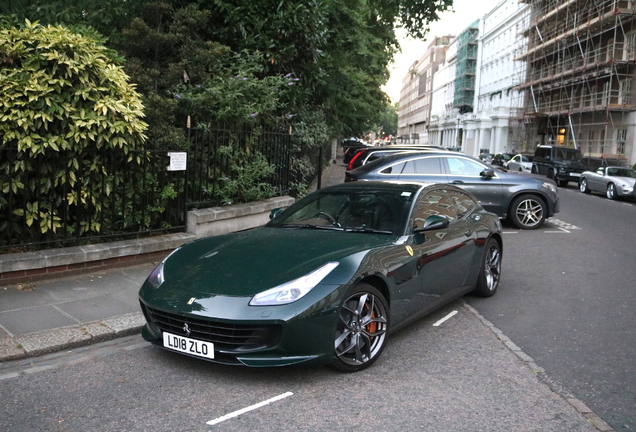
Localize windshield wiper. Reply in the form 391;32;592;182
281;224;344;231
344;227;393;234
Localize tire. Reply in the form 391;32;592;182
472;237;502;297
531;165;537;174
606;183;617;200
558;179;569;187
508;194;547;229
548;169;556;180
579;178;591;194
330;283;389;372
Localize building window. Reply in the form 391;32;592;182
617;129;627;154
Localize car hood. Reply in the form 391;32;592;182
158;227;395;297
613;176;636;186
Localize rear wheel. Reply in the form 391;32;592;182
331;284;389;372
579;178;590;194
508;194;547;229
558;179;569;187
472;237;502;297
606;183;617;200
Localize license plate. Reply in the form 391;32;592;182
570;173;581;177
163;332;215;359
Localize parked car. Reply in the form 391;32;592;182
479;153;494;164
345;151;559;229
532;145;586;187
581;156;628;171
139;181;502;372
507;154;534;173
347;145;441;170
491;153;515;167
579;166;636;200
342;139;372;164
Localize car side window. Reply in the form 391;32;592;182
446;157;486;176
411;189;457;229
452;190;477;219
381;161;406;174
596;167;605;175
412;157;443;174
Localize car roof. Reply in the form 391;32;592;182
349;150;481;173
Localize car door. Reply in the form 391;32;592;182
392;187;475;322
508;155;521;171
588;167;605;192
441;155;505;216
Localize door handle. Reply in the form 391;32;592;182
452;180;464;184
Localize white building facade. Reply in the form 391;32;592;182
472;0;529;156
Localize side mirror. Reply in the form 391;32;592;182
414;215;449;233
480;168;495;178
269;208;284;220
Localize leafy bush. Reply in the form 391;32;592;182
0;21;148;244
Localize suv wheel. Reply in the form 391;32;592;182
509;194;547;229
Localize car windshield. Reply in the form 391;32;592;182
608;168;636;178
268;189;414;234
552;148;582;161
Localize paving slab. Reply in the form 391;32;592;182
55;296;138;323
0;305;78;336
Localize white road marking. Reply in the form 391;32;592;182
433;310;458;327
207;392;294;426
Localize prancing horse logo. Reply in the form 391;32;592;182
183;323;191;336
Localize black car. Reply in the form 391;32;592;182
531;145;586;187
347;146;443;170
491;153;515;167
345;151;559;229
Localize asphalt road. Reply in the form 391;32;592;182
468;183;636;430
0;304;597;432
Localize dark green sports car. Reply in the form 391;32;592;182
139;181;503;372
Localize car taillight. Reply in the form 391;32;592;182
347;151;364;170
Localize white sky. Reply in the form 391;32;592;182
383;0;502;103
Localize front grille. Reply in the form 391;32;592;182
141;304;282;352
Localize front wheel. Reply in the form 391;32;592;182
508;194;547;229
330;284;389;372
472;237;502;297
606;183;617;200
579;178;591;194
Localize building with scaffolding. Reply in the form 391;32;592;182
397;36;454;143
428;21;480;149
510;0;636;166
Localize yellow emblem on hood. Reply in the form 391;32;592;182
406;246;413;256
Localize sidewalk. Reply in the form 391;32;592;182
0;149;348;362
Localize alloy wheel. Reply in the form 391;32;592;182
483;242;501;292
334;290;388;369
514;197;544;228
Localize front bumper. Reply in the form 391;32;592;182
138;283;346;367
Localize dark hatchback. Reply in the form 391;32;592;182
345;151;559;229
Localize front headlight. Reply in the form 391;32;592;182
249;262;340;306
541;182;558;194
147;262;165;289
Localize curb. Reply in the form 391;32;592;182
0;312;145;362
463;302;614;432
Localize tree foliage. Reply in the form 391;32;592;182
0;21;148;240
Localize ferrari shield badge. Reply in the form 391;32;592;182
187;297;196;305
406;246;414;256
